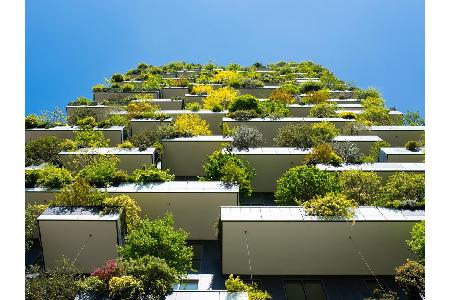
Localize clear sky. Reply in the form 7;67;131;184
26;0;424;115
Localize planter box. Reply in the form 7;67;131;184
131;99;183;110
232;148;310;192
184;94;206;105
161;87;189;99
130;118;173;136
288;104;364;117
66;105;119;122
221;206;423;275
366;126;425;147
93;91;159;102
38;206;124;272
222;117;354;147
328;99;361;105
163;110;227;135
237;86;278;98
317;162;425;181
379;147;425;163
161;136;232;177
334;110;403;125
25;188;56;206
59;148;156;173
105;182;239;240
25;126;124;146
329;90;356;99
332;135;383;154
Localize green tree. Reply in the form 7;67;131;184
25;136;62;167
407;221;425;264
379;172;425;208
403;111;425;126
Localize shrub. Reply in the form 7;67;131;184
275;165;340;205
232;126;264;151
361;97;385;109
37;166;73;190
274;124;314;149
91;260;120;285
212;70;243;84
332;141;363;164
118;214;193;275
302;89;330;104
120;256;178;299
379;172;425;208
53;178;106;207
338;111;357;119
225;274;272;300
174;114;212;136
25;204;48;250
395;260;425;298
76;276;105;294
357;106;392;126
226;109;260;120
239;78;265;88
129;125;177;151
103;195;141;232
228;94;260;113
298;81;324;93
403;111;425;126
25;114;46;129
191;84;213;95
356;87;381;99
92;84;107;92
407;221;425;264
185;102;202;111
25;136;62;167
305;143;343;166
203;86;238;110
97;115;130;128
127;102;158;119
121;83;134;92
131;164;175;183
308;101;338;118
405;140;420;152
202;149;255;198
68;108;98;126
76;116;98;129
339;170;382;205
304;192;357;219
111;73;125;83
25;169;41;188
311;121;340;145
268;89;296;104
108;276;144;300
362;141;390;163
73;129;110;148
68;96;91;106
259;100;291;119
280;82;301;95
117;141;134;149
77;156;125;188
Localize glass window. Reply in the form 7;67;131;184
284;281;307;300
172;280;199;291
303;280;327;300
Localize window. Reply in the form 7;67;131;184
284;280;327;300
365;279;385;296
172;280;199;291
187;242;203;272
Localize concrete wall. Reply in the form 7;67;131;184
25;189;55;206
379;149;425;163
222;220;417;275
366;127;425;147
162;111;226;135
131;99;183;110
130;119;172;136
66;106;115;122
184;94;206;105
93;91;159;102
161;87;190;99
237;87;278;98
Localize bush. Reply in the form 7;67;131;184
174;114;212;136
117;141;134;149
311;121;340;145
403;111;425;126
407;221;425;264
225;274;272;300
97;115;130;128
275;165;340;205
202;86;238;110
202;149;255;198
228;94;260;112
76;116;98;129
25;204;48;250
92;84;107;92
25;169;40;188
131;164;175;183
308;101;338;118
185;102;202;111
77;156;126;187
68;108;98;126
356;87;381;99
76;276;105;294
129;125;177;151
118;214;193;275
120;256;178;299
362;141;390;163
91;260;120;286
25;136;62;167
298;81;324;93
304;192;356;219
239;78;265;88
68;96;91;106
357;106;392;126
405;141;420;152
111;73;124;83
25;114;46;129
379;172;425;208
339;170;382;205
226;109;261;120
108;276;144;300
269;89;296;104
259;100;291;119
232;126;264;151
53;178;106;207
332;141;363;164
280;82;301;95
305;143;343;166
73;128;110;148
121;83;134;92
395;260;425;298
302;89;330;104
37;166;73;190
212;70;243;84
127;102;159;119
274;124;314;149
338;111;357;119
361;97;385;109
191;84;213;95
103;195;141;232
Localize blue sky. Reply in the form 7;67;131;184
26;0;424;115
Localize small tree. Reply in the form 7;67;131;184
173;114;212;137
274;124;314;149
339;170;382;205
304;192;357;219
25;136;62;167
308;102;338;118
332;141;363;164
311;121;340;146
379;172;425;208
232;126;264;151
403;111;425;126
407;221;425;264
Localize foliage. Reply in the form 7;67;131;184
68;108;98;126
356;87;381;99
53;178;106;207
26;108;66;129
103;195;142;232
25;136;62;167
121;83;135;92
120;255;178;299
127;101;159;119
332;141;363;164
202;149;255;198
118;214;193;275
25;204;48;250
76;276;105;294
25;257;81;300
36;165;73;190
298;81;324;94
232;126;264;151
279;83;301;95
362;141;390;163
77;156;126;187
305;143;343;166
91;260;120;285
226;109;260;120
274;124;314;149
338;111;357;119
361;97;385;109
68;96;91;106
304;192;357;219
92;84;107;92
339;170;382;205
174;114;212;136
202;86;238;110
111;73;125;83
73;128;110;148
225;275;272;300
311;121;340;145
269;89;296;104
185;102;202;111
117;141;134;149
191;84;213;95
228;94;260;112
379;172;425;208
131;164;175;183
259;99;291;119
405;141;420;152
302;89;330;104
403;111;425;126
395;260;425;298
212;70;243;84
308;101;338;118
357;106;392;126
25;114;47;129
275;165;340;205
129;125;177;151
97;115;130;128
108;276;144;300
407;221;425;264
25;169;41;188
